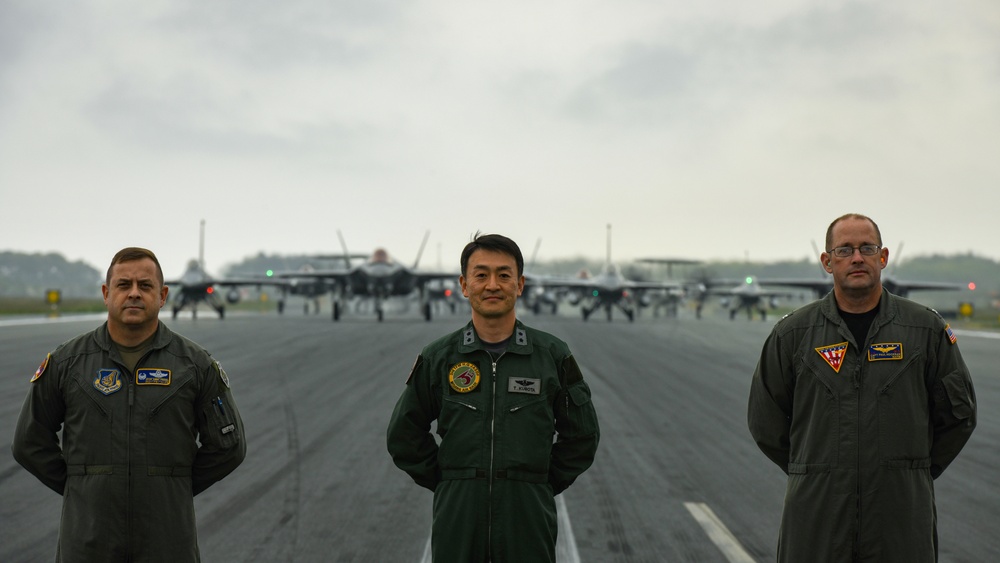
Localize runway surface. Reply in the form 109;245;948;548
1;308;996;562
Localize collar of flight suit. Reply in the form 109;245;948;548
93;320;176;356
457;319;533;355
819;287;899;345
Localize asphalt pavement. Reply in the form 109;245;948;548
1;307;996;562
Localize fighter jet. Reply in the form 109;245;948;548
276;231;458;321
525;225;684;322
164;220;283;320
633;257;703;318
165;260;280;320
272;264;334;315
697;276;798;321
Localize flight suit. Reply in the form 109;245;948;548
748;289;976;562
386;320;600;563
12;322;246;563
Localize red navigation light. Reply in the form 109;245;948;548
206;287;214;294
968;282;976;291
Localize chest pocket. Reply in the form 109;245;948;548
143;370;201;467
877;349;930;458
437;395;485;468
63;373;115;464
504;395;554;469
789;358;840;466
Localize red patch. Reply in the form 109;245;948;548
30;354;51;383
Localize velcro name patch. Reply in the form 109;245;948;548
137;368;171;385
508;377;541;395
868;343;903;361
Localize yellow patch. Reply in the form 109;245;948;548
868;343;903;361
448;362;480;393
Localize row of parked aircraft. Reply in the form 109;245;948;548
165;222;968;322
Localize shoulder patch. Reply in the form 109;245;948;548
30;354;51;383
406;355;423;385
215;361;231;388
944;324;957;345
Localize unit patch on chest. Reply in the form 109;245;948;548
137;368;171;385
868;343;903;361
94;369;123;395
449;362;480;393
815;342;848;373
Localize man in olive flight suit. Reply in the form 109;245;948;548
748;214;976;562
387;233;600;563
12;247;246;562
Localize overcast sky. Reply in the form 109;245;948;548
2;0;998;278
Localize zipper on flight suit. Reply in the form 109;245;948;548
125;348;153;560
852;347;863;563
126;369;136;560
485;350;504;561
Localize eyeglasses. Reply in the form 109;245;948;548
828;244;881;258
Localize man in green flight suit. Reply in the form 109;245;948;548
748;213;976;562
12;247;246;562
387;233;600;562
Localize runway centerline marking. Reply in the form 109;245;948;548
418;494;581;563
955;329;1000;340
684;501;756;563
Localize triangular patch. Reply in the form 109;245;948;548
815;342;849;373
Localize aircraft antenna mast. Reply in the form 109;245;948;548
606;223;612;265
199;219;206;271
413;230;430;269
337;230;353;270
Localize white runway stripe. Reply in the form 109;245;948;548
556;494;582;563
684;502;756;563
418;494;582;562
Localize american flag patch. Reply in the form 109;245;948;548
945;324;957;344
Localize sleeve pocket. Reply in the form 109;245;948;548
939;370;974;421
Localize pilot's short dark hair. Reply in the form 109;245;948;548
461;233;524;277
825;213;882;251
106;247;164;286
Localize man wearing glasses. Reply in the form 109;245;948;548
747;213;976;563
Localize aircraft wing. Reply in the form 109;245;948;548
757;278;833;297
273;267;352;282
164;275;288;288
411;270;460;283
882;278;967;298
626;279;685;291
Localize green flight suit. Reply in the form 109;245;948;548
12;322;247;562
386;320;600;563
748;289;976;562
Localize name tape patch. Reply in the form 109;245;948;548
508;377;541;395
868;343;903;361
137;368;171;385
